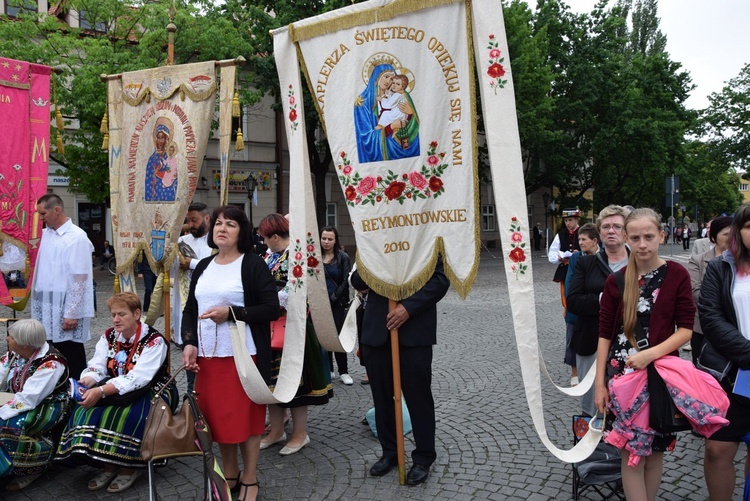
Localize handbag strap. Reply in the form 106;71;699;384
150;364;185;403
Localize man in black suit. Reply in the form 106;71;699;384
351;260;449;485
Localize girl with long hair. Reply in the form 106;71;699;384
594;208;694;501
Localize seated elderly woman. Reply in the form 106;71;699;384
0;319;69;491
56;292;176;493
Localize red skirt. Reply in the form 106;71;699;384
196;356;266;444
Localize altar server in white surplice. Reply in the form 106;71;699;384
31;194;94;380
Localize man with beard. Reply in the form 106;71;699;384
144;203;212;393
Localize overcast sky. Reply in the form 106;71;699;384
526;0;750;110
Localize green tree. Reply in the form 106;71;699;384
0;0;253;203
702;62;750;174
215;0;359;228
678;140;742;219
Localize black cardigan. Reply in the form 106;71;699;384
181;253;280;384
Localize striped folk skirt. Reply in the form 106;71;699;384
0;393;69;478
56;389;175;468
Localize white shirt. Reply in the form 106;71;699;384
80;321;168;395
733;273;750;342
377;91;408;127
193;256;256;358
31;218;94;343
0;343;65;420
171;233;212;344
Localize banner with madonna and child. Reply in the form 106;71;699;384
0;57;51;307
273;0;602;463
104;61;218;295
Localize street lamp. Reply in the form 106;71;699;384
244;173;257;229
542;192;550;252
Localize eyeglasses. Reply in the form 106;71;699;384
600;224;624;232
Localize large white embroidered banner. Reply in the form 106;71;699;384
107;61;215;285
287;0;479;301
274;0;601;463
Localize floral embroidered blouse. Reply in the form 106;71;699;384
0;342;67;420
80;321;167;396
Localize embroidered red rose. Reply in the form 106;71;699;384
430;141;438;148
509;247;526;263
307;256;319;268
489;48;501;58
487;63;505;78
306;244;315;252
357;176;377;195
409;171;427;189
340;151;346;158
289;109;297;122
384;181;406;200
489;34;495;40
428;176;443;192
402;173;408;180
342;165;352;175
292;265;303;278
427;155;440;166
511;232;523;243
289;96;296;105
376;196;382;202
294;252;303;261
345;185;356;201
511;216;517;221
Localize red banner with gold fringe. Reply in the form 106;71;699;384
0;57;50;306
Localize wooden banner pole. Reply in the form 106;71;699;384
163;268;171;373
389;298;406;485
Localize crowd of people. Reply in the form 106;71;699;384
558;204;750;501
1;194;444;498
4;193;750;499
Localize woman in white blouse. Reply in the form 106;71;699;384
182;205;279;501
56;292;175;494
0;319;69;491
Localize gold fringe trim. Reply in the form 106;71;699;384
101;132;109;151
236;128;245;151
232;90;241;117
0;80;30;90
297;44;329;137
100;112;108;134
55;109;64;131
289;0;461;42
465;0;481;302
121;82;217;107
56;131;64;155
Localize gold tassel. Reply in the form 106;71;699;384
236;128;245;151
180;88;185;101
55;109;64;131
101;132;109;151
114;275;121;294
232;90;240;117
145;92;151;104
56;131;64;155
100;112;108;134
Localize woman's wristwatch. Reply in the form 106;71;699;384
100;386;106;399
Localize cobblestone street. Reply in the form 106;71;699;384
1;246;742;500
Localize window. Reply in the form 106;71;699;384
79;10;106;32
482;205;495;232
326;203;337;228
740;183;749;192
4;0;37;17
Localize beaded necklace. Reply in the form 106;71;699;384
113;323;142;377
198;320;218;358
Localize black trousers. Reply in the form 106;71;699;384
51;340;87;380
328;302;349;374
363;340;436;466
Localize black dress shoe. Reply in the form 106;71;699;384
406;464;430;485
369;456;396;476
